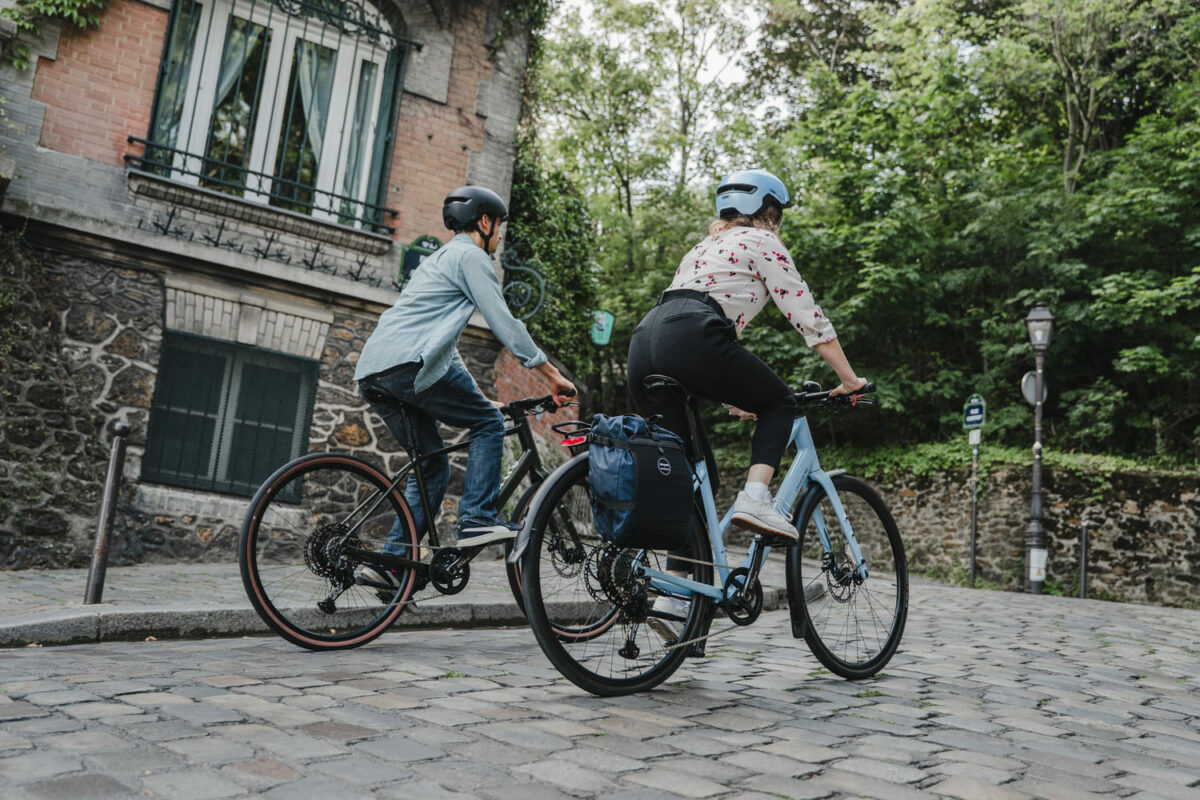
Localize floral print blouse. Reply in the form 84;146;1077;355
667;226;837;347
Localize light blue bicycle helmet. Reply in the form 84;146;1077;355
715;169;792;218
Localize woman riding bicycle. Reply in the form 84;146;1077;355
627;169;868;551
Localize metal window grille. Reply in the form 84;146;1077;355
128;0;417;234
142;332;318;497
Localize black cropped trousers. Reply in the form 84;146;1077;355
626;290;798;471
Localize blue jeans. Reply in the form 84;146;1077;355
359;361;506;555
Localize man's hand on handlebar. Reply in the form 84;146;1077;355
537;362;576;406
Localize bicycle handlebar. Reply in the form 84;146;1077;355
795;381;876;413
500;388;577;419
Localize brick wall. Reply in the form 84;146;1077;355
30;0;166;168
20;0;519;248
386;2;496;244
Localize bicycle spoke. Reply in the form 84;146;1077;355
239;455;416;650
792;475;908;678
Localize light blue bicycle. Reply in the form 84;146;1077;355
512;376;908;696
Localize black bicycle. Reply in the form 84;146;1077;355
238;390;579;650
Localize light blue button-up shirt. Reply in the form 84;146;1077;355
354;234;547;392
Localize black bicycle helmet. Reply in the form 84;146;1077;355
442;186;508;232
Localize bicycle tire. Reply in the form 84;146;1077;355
521;454;713;696
788;474;908;679
239;452;419;650
502;483;538;617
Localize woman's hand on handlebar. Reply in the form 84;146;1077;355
829;377;870;397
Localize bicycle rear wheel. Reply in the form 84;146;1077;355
239;452;419;650
789;474;908;678
521;455;713;696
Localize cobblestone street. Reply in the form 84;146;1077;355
1;582;1198;800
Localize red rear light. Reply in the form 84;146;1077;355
560;436;587;447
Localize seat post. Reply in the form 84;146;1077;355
397;403;440;546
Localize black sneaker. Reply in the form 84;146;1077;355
456;519;521;547
356;565;402;604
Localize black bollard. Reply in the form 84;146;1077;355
84;421;130;605
1079;521;1089;600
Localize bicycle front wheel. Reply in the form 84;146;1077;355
789;474;908;679
521;454;713;696
239;452;419;650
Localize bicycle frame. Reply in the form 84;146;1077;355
639;414;869;604
348;411;551;574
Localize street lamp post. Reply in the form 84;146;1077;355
1024;303;1054;594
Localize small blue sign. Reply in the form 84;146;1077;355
591;310;616;346
963;394;986;430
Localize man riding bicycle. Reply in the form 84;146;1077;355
355;186;574;591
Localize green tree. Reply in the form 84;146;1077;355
505;139;600;379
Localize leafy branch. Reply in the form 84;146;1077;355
1;0;107;70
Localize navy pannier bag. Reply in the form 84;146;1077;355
588;414;693;549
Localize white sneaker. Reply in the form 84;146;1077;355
355;565;401;604
646;594;690;643
730;491;799;544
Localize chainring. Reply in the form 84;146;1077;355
722;567;763;626
429;548;470;595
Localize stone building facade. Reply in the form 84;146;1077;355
0;0;572;568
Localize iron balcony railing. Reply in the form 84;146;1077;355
126;136;398;235
130;0;419;238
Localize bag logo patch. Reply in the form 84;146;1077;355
657;457;672;476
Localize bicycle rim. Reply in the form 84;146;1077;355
239;453;418;650
522;457;712;696
793;474;908;678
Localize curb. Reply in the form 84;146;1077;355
0;589;790;649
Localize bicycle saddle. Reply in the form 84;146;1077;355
642;374;692;399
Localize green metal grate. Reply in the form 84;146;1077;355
142;332;318;497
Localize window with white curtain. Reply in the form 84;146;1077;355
134;0;411;233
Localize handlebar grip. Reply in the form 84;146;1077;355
560;388;577;398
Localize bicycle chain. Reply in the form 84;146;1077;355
373;549;761;654
629;550;764;658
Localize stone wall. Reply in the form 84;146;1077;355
0;245;576;568
872;465;1199;607
704;446;1198;607
0;239;111;568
